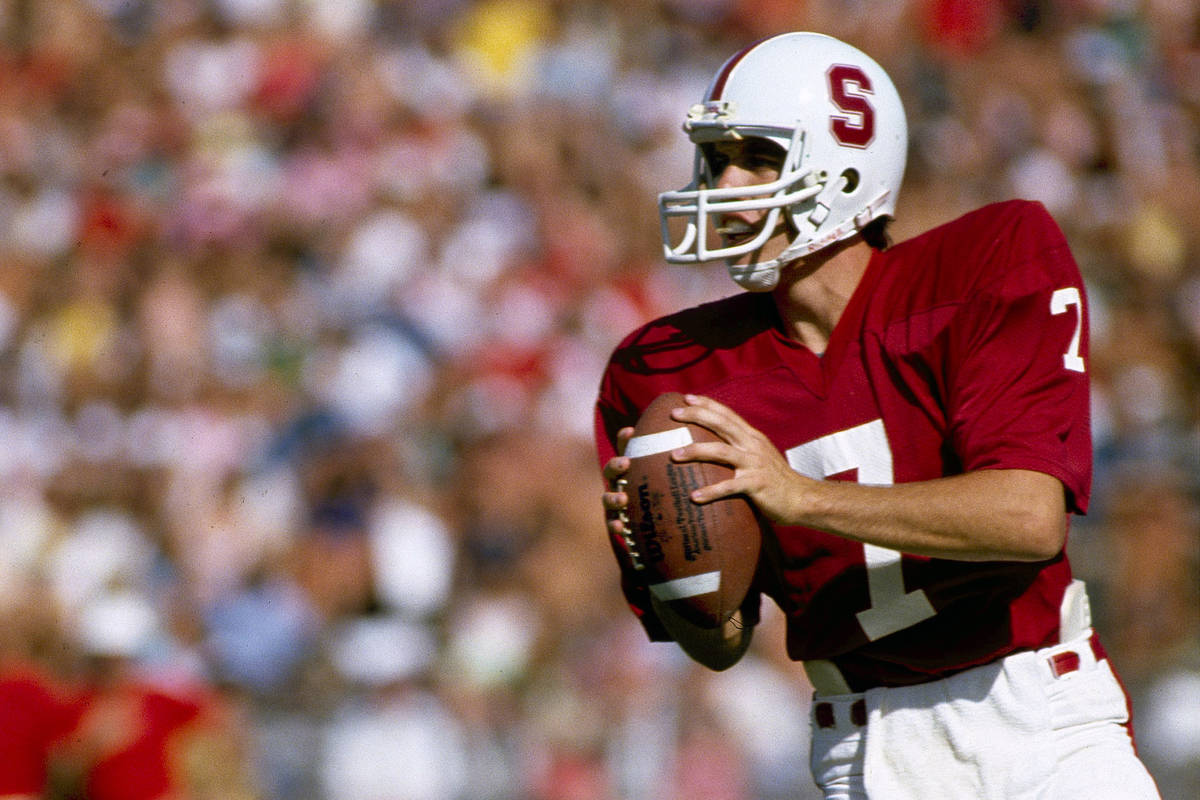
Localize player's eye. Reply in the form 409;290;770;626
702;145;730;178
741;140;786;173
747;152;782;170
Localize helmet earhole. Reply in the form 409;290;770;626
840;169;860;193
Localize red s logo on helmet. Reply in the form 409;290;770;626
828;65;875;148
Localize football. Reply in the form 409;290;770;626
621;392;762;628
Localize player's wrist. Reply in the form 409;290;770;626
770;469;823;527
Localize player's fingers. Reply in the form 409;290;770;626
670;441;737;467
672;393;730;423
688;476;742;505
672;395;753;444
608;516;645;571
602;488;628;512
602;456;630;484
615;426;635;455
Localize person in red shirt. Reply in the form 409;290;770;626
0;661;85;800
42;592;257;800
596;32;1160;799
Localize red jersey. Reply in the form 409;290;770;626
81;684;207;800
595;200;1092;689
0;663;85;795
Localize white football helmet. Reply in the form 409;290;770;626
659;32;908;290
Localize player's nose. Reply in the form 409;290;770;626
715;161;756;190
715;171;763;236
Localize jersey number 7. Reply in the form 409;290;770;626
785;419;937;641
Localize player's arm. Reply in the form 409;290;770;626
668;395;1066;562
602;429;753;670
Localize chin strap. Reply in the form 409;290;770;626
785;187;892;261
728;187;893;290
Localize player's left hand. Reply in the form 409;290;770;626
669;394;812;524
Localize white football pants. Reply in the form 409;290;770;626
808;630;1161;799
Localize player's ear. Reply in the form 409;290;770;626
861;217;891;250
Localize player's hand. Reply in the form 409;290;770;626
602;426;635;545
669;394;811;525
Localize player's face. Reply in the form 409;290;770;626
706;139;792;267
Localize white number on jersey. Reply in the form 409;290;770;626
1050;287;1086;373
785;420;937;641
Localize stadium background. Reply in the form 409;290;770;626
0;0;1196;797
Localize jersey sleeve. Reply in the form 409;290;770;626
943;204;1092;513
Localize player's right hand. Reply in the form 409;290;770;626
602;426;635;541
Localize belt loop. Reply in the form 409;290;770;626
1046;631;1106;679
1049;650;1080;678
850;698;867;726
813;699;868;729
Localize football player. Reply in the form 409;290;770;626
595;32;1160;799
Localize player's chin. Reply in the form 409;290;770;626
726;256;780;291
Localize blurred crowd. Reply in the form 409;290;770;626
0;0;1197;798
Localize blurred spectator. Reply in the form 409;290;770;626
318;616;467;800
0;658;81;799
55;590;258;799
